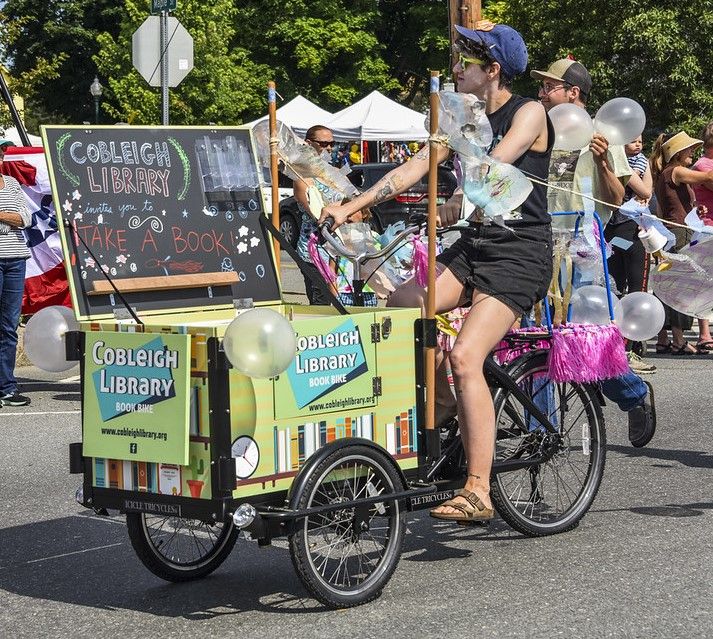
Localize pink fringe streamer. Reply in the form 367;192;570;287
494;323;629;383
494;326;551;366
548;323;629;383
307;233;336;285
412;236;429;288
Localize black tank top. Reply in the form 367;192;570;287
487;94;553;227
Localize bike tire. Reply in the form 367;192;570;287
126;512;238;582
289;444;406;608
490;350;606;536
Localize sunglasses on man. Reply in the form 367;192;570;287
308;139;335;148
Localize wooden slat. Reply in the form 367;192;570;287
88;272;238;296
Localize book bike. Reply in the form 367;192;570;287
45;80;609;610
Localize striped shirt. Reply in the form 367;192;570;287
623;151;649;204
0;175;31;259
627;151;649;177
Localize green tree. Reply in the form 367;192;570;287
232;0;404;113
1;0;122;129
377;0;450;109
95;0;270;125
502;0;713;137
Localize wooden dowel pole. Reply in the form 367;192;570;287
425;71;440;432
268;81;281;270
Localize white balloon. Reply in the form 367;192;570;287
548;103;595;151
223;308;296;378
23;305;79;372
569;285;618;325
614;292;665;341
594;98;646;145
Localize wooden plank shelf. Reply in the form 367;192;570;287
88;272;238;296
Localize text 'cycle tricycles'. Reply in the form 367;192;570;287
47;120;607;609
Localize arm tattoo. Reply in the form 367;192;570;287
375;180;394;203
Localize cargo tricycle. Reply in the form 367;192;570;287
43;125;605;608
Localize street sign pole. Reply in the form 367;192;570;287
160;11;169;125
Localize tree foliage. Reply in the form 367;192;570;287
94;0;270;125
1;0;122;128
1;0;711;137
502;0;713;138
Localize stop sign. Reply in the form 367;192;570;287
132;16;193;88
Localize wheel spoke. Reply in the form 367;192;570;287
492;357;604;532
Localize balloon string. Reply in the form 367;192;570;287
520;170;695;231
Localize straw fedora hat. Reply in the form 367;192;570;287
663;131;703;163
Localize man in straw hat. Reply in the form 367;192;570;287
321;21;553;522
532;57;656;447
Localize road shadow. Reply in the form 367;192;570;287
15;379;80;395
607;444;713;470
51;392;81;402
0;510;536;616
594;501;713;519
401;512;528;563
0;513;325;617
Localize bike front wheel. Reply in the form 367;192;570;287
490;350;606;536
288;444;406;608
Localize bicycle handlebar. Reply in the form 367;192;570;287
318;218;420;263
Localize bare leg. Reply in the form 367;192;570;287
656;328;670;349
672;326;686;349
431;291;517;514
697;319;712;345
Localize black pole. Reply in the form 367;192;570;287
94;96;99;124
0;73;30;146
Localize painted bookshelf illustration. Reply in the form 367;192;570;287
236;412;376;489
384;407;418;459
274;413;375;474
93;458;207;497
94;458;160;493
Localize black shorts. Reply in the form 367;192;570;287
437;222;552;315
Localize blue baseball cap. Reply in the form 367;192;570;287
454;22;528;79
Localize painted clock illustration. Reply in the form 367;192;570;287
231;436;260;479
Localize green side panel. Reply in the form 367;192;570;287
230;307;421;499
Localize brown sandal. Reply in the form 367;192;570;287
429;488;494;522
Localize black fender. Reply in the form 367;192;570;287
287;437;408;509
489;348;549;404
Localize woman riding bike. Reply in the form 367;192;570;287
321;21;553;523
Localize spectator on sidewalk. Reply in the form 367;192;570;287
650;131;713;354
0;138;32;407
605;134;653;359
691;121;713;351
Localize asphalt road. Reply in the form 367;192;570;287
1;260;711;638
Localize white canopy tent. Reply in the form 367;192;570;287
1;126;42;146
247;95;333;139
325;90;428;142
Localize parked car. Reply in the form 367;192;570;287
347;162;458;233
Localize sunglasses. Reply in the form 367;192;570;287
308;139;335;148
456;52;486;70
539;82;567;95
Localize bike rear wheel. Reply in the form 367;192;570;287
126;513;238;581
490;350;606;536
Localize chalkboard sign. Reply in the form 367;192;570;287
42;126;281;319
